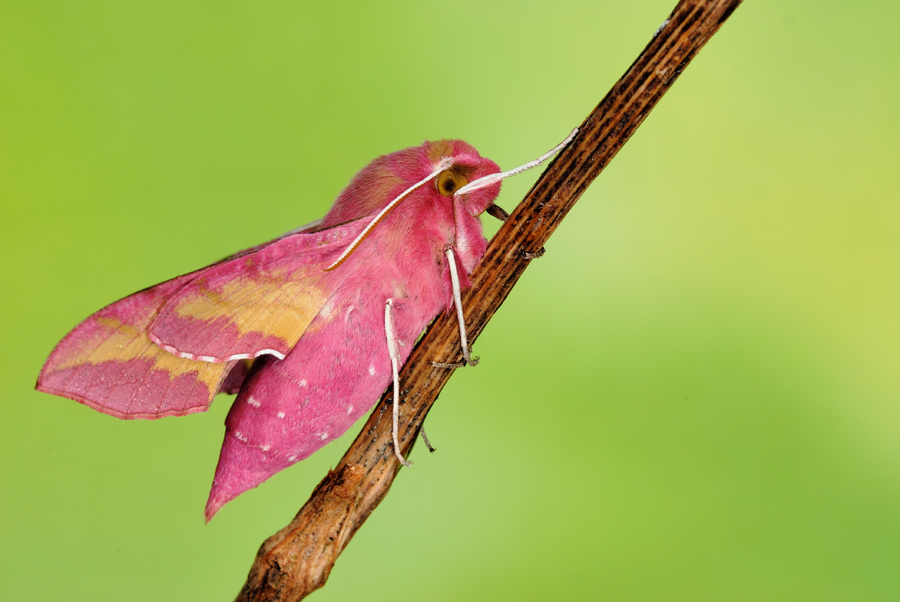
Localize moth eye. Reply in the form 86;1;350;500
436;170;467;197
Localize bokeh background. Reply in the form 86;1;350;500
3;1;899;600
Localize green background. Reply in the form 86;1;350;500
3;1;899;600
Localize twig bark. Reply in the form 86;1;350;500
235;1;742;599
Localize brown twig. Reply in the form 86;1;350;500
235;1;743;599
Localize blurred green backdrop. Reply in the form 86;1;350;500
3;1;899;600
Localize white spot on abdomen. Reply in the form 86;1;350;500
234;431;247;442
277;411;285;419
288;455;297;462
247;396;261;408
319;433;329;440
298;379;307;388
346;405;354;415
261;444;270;452
368;364;375;376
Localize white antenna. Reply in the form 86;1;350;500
454;128;578;197
324;157;454;271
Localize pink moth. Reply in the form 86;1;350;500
36;131;575;520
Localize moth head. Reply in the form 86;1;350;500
431;147;502;217
323;131;575;271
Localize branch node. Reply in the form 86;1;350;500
519;247;546;260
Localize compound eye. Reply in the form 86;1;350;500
436;170;468;197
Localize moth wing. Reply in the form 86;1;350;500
148;219;365;363
36;275;237;419
204;286;400;518
36;219;364;419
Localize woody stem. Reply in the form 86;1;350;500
234;1;744;600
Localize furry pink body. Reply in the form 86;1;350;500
37;139;501;519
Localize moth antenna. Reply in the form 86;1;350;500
454;128;579;197
385;298;412;467
325;158;454;271
446;248;478;366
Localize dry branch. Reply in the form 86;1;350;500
235;0;743;599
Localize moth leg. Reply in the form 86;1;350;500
486;203;509;222
420;427;436;453
385;298;412;467
445;247;479;366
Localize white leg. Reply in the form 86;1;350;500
445;247;479;366
385;298;412;467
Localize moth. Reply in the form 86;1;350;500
36;131;575;520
